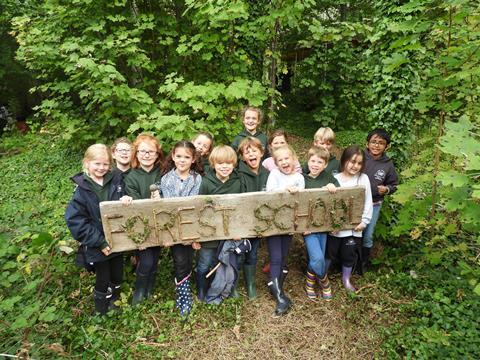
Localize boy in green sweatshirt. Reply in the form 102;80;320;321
196;145;242;301
303;146;339;301
237;137;269;299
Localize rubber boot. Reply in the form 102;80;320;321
268;278;291;316
361;247;371;274
305;271;317;301
342;266;356;292
317;274;332;301
108;283;122;312
279;268;288;288
145;271;157;299
229;281;239;298
132;273;149;305
196;272;208;302
175;277;193;318
94;290;111;315
243;264;257;300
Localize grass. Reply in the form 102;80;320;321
0;131;406;359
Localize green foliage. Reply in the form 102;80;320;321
378;258;480;358
11;0;312;145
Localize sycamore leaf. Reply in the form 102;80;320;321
438;170;470;187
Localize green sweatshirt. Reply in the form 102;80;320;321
303;170;340;189
238;160;269;193
302;155;340;176
124;165;161;199
83;171;114;202
231;129;269;159
199;169;242;248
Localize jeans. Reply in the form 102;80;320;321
303;232;327;277
196;248;217;276
363;202;382;249
137;247;161;276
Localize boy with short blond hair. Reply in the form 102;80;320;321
196;145;242;301
303;127;340;176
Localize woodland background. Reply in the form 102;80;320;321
0;0;479;358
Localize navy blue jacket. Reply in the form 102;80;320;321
65;171;124;263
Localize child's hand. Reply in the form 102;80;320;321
325;183;337;194
101;246;111;256
354;223;366;232
120;195;133;206
287;186;299;194
151;190;161;199
233;236;241;241
378;185;389;195
303;231;311;236
192;242;201;250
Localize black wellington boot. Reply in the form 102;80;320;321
361;247;371;274
132;273;149;305
145;271;157;299
196;272;208;302
94;290;110;315
108;283;122;312
268;278;292;316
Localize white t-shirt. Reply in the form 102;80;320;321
332;172;373;238
266;168;305;191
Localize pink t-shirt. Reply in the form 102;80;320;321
262;157;302;173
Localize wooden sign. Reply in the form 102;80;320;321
100;187;365;253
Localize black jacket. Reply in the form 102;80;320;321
65;171;124;263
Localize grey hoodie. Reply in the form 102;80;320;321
364;151;399;203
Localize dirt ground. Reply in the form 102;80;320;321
162;237;401;360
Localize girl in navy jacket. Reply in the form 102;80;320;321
65;144;125;315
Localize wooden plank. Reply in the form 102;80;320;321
100;186;365;253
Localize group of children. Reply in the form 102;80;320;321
65;106;398;317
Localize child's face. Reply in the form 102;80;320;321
308;154;327;177
173;147;194;174
243;110;259;134
275;149;296;175
214;162;235;182
344;154;363;177
86;156;110;182
136;141;159;171
270;135;287;151
193;135;212;157
314;138;333;152
112;142;132;167
241;146;263;172
367;134;387;158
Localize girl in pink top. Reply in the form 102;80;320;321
262;129;302;173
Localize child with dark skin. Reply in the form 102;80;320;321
362;128;398;270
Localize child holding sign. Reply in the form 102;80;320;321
65;144;125;315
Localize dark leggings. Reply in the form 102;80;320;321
136;247;161;276
171;244;194;281
94;255;124;293
267;235;292;280
326;236;361;268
